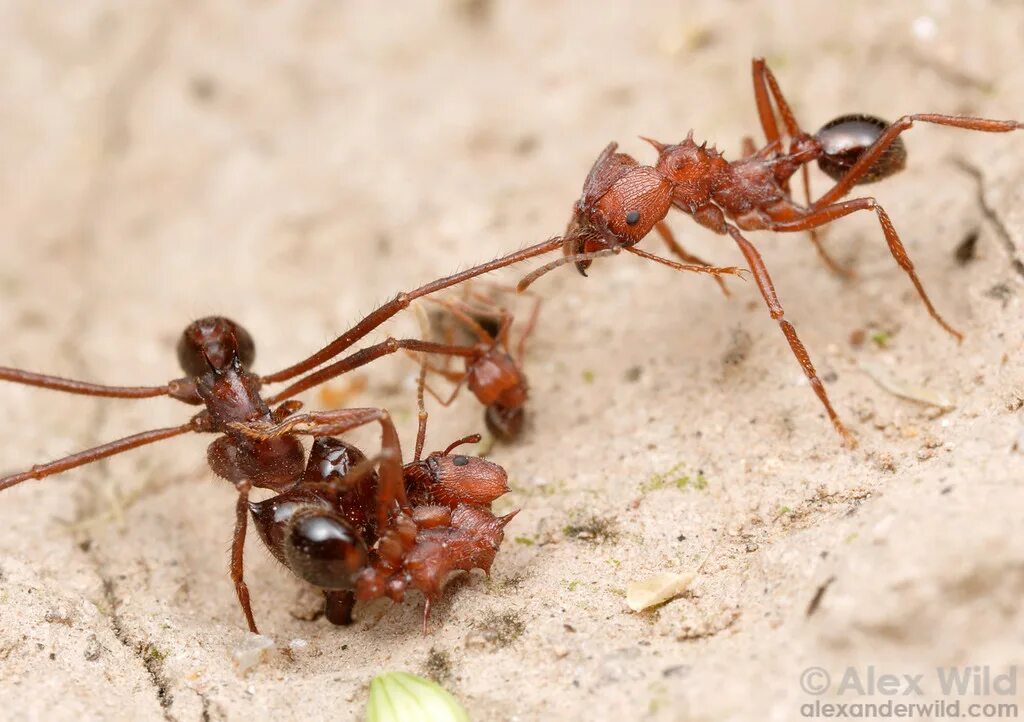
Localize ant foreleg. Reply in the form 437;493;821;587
231;479;259;634
727;226;855;446
0;424;193;492
769;197;961;340
654;221;731;297
261;238;563;385
267;338;478;404
0;367;169;398
623;245;747;282
814;114;1022;208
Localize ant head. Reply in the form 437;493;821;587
250;490;368;590
177;316;255;376
591;166;672;247
485;404;525;441
426;451;509;506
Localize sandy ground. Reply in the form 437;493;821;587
1;2;1023;721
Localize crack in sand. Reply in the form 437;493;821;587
954;158;1024;281
99;573;178;721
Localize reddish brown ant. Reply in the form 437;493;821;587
417;285;541;441
509;58;1021;444
243;360;515;632
0;252;550;632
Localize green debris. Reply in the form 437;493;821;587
366;671;469;722
640;463;709;494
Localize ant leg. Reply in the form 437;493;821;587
229;408;407;529
0;367;169;398
415;360;429;462
0;424;193;491
261;238;563;384
814;114;1022;208
801;163;854;278
231;480;259;634
267;337;477;403
517;248;621;292
423;373;468;407
624;245;747;281
751;58;803;141
513;292;542;362
654;221;730;297
424;297;496;344
770;197;961;340
727;226;855;446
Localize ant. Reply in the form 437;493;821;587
485;58;1022;444
0;250;551;632
245;359;515;632
417;284;542;441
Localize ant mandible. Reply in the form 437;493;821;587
514;57;1021;444
0;250;550;632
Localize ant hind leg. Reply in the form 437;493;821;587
770;197;961;340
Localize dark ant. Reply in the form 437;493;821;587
417;285;541;441
507;58;1021;444
0;251;551;632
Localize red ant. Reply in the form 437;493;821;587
504;58;1020;444
417;285;541;441
0;252;550;632
244;359;515;632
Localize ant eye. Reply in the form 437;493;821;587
452;455;469;466
285;512;367;590
625;211;641;225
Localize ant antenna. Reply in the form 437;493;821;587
517;247;619;292
441;434;482;456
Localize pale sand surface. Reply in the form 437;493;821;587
1;2;1022;720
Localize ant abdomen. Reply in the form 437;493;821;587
485;403;524;440
249;488;368;590
815;114;906;183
